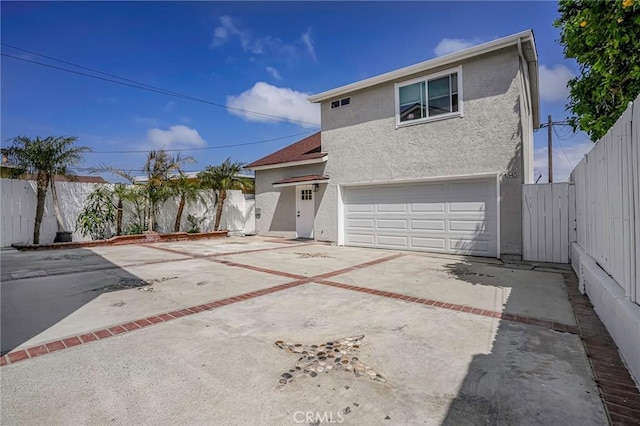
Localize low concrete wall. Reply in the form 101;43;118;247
572;242;640;385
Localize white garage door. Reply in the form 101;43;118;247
343;179;498;257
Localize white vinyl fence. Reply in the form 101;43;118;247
522;183;575;263
570;96;639;304
522;96;640;383
0;179;101;246
0;179;255;246
571;96;640;384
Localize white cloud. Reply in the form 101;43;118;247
146;125;206;150
266;66;282;80
534;139;594;183
301;27;317;61
434;37;491;56
211;15;292;55
539;64;575;103
226;82;320;127
211;15;255;52
210;16;315;61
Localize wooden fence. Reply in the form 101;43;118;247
522;95;639;305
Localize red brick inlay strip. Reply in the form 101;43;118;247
138;243;206;258
316;279;579;335
0;279;309;368
314;253;406;279
141;240;313;260
210;258;306;280
206;242;315;258
563;274;640;424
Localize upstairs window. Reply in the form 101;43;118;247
396;67;462;126
331;97;351;109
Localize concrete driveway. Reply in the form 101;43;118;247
0;237;608;425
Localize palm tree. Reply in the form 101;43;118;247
112;183;129;236
96;150;194;233
142;150;195;232
6;136;91;244
199;158;249;231
168;174;203;232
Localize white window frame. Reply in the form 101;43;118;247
394;66;463;128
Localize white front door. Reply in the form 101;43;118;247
296;185;314;239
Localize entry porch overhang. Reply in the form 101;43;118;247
272;174;330;188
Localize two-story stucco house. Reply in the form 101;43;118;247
246;30;539;259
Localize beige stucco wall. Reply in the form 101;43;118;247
316;47;527;256
254;163;327;238
254;46;530;256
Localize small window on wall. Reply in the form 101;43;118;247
301;189;312;200
396;67;462;126
331;97;351;109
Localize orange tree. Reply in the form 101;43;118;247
554;0;640;140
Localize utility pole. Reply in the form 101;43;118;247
547;114;553;183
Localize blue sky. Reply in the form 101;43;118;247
1;1;593;182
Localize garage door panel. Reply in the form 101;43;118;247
376;203;407;213
347;234;375;245
449;201;487;212
344;179;497;257
411;237;446;250
411;202;445;212
411;219;445;231
377;235;408;247
346;204;374;213
449;219;487;232
347;219;375;229
377;219;407;230
450;238;490;254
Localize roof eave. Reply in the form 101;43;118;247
308;30;536;103
273;178;329;188
246;155;328;171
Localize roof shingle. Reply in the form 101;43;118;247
246;132;324;168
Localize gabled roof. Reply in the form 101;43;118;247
308;30;539;128
245;132;326;169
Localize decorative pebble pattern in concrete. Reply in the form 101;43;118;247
275;335;385;385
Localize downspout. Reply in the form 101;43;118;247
517;38;532;261
517;39;532;119
517;38;534;185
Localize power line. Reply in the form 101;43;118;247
553;127;575;168
1;46;320;128
2;43;181;94
84;130;315;154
